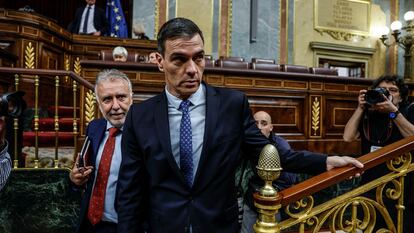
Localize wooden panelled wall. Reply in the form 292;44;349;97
0;9;156;70
80;60;386;156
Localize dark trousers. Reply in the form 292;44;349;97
83;221;117;233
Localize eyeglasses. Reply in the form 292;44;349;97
379;86;399;93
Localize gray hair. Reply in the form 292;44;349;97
94;69;133;99
112;46;128;59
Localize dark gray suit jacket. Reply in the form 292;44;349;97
117;83;327;233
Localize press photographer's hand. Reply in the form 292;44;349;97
373;94;398;113
358;89;367;109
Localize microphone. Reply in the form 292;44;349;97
256;144;282;197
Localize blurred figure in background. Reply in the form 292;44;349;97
133;23;150;40
148;52;157;64
68;0;109;36
112;46;128;62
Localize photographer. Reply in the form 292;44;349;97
0;116;11;191
343;74;414;231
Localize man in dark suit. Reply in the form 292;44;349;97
69;69;133;233
116;17;363;233
68;0;109;36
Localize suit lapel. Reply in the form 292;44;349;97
154;92;185;182
193;84;219;186
89;119;106;167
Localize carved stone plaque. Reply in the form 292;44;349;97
315;0;370;36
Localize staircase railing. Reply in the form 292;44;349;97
0;67;95;169
254;136;414;232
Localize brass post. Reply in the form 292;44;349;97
253;144;282;233
54;76;60;168
13;74;20;168
73;80;78;158
34;75;39;168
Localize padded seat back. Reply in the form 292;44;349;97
205;55;215;67
251;58;275;64
282;64;309;73
218;56;245;62
215;60;249;69
309;67;338;76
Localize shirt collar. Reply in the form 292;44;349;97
165;83;205;110
105;121;123;132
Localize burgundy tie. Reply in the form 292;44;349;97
88;127;119;225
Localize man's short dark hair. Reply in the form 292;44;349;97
371;74;409;104
157;17;204;56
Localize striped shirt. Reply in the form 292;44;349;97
0;141;11;191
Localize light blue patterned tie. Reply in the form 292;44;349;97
179;99;193;187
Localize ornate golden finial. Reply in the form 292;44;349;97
253;144;283;233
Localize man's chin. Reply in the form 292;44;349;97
107;119;124;128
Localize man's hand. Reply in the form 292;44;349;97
69;153;93;186
326;156;363;176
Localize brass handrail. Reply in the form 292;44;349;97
0;67;94;169
278;135;414;206
0;67;94;90
253;136;414;233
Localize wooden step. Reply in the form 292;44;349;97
48;106;80;118
23;131;74;147
36;118;79;131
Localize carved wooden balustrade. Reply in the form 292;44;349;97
0;67;95;169
254;136;414;233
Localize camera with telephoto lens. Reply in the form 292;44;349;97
365;87;390;105
0;91;26;117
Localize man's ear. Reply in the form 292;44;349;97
156;53;164;72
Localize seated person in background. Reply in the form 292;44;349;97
133;23;150;40
343;74;414;232
112;46;128;62
147;52;157;64
0;116;11;192
242;110;350;233
68;0;109;36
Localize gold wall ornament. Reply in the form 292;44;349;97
315;28;367;41
311;96;320;136
154;0;159;37
74;57;81;75
24;42;35;69
64;55;70;84
226;0;233;56
84;89;96;125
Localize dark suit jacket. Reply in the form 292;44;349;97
72;118;108;233
117;84;327;233
69;5;109;35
